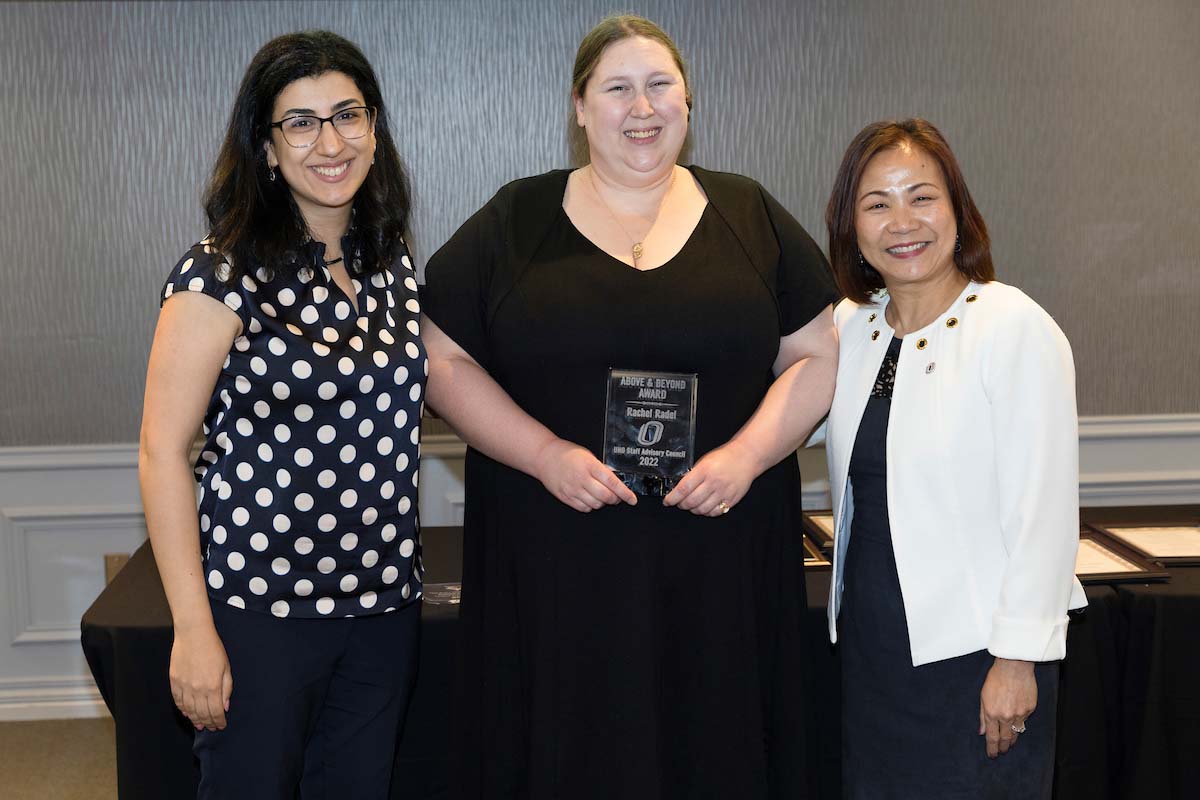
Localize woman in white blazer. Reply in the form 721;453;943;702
822;119;1087;799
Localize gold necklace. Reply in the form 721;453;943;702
587;166;675;268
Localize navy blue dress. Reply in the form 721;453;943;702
840;337;1060;799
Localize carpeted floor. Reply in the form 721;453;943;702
0;718;117;799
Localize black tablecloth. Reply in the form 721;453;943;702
83;510;1200;800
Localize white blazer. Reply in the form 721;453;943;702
824;280;1087;666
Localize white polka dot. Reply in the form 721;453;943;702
338;357;355;375
253;400;271;418
287;323;303;337
255;487;273;506
276;468;292;488
401;582;411;599
277;288;296;306
339;444;357;464
271;557;290;575
271;600;290;617
268;337;286;356
335;301;351;319
398;496;412;515
322;327;339;343
318;514;337;532
260;302;277;318
382;565;399;583
208;570;224;589
361;507;378;525
313;286;329;303
218;482;233;500
394;409;408;429
242;275;258;292
294;404;314;422
272;382;290;400
367;295;378;313
227;595;246;609
318;469;337;488
340;574;359;592
410;427;420;445
180;257;194;274
385;311;396;327
316;597;335;614
318;381;337;400
359;374;375;393
358;419;374;438
379;329;395;345
188;276;206;292
250;532;269;551
292;360;312;379
399;538;415;557
361;550;379;569
395;452;409;472
235;418;253;437
359;591;378;609
247;356;267;376
249;318;263;334
258;443;274;462
223;356;231;371
340;488;358;508
236;462;254;481
339;400;357;419
405;342;419;359
359;463;376;482
227;551;245;570
312;342;330;357
371;273;387;289
405;299;420;313
212;525;228;544
273;514;291;533
234;336;250;352
232;507;250;526
349;336;365;353
377;437;394;456
274;423;291;443
410;383;422;402
256;267;270;282
412;470;420;487
295;447;313;467
317;425;337;444
235;375;252;394
401;255;413;271
317;558;336;575
341;532;359;551
381;523;397;542
300;305;319;324
294;578;314;596
404;276;417;291
294;537;314;555
249;577;268;595
373;351;388;368
406;320;420;336
394;366;409;385
380;480;395;500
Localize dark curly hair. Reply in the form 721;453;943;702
826;118;993;304
203;30;411;281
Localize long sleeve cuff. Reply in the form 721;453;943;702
987;613;1070;662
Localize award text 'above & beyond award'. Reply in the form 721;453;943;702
603;369;697;497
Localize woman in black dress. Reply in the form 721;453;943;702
139;32;425;798
422;14;839;799
823;119;1087;798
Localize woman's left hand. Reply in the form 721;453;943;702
979;657;1037;758
662;440;761;516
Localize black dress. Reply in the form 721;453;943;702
840;337;1060;799
422;168;839;799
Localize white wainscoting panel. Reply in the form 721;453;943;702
0;415;1194;719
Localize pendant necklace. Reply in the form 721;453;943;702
588;166;675;268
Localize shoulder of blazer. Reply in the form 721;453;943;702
833;294;884;331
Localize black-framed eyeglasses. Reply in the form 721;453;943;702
269;106;376;148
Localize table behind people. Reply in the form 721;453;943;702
420;13;839;800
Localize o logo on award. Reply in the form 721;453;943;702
637;420;664;446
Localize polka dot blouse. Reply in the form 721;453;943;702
160;235;426;618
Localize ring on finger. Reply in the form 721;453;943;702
1010;721;1027;734
716;501;730;514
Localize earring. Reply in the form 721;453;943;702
268;166;276;182
954;234;962;253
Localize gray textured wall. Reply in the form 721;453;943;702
1;0;1197;446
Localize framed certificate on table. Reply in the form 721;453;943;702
1075;527;1170;584
1085;522;1200;567
800;510;836;555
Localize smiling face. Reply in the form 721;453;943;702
854;142;961;292
264;71;376;226
573;36;689;182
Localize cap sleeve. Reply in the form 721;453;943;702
760;188;840;335
420;199;501;369
160;242;250;333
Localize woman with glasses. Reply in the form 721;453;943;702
139;31;424;798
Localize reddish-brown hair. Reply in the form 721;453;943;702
825;119;994;304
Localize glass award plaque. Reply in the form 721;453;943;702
603;369;697;496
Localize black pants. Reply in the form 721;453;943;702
194;599;420;800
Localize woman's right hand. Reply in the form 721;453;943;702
533;438;638;512
169;623;233;731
